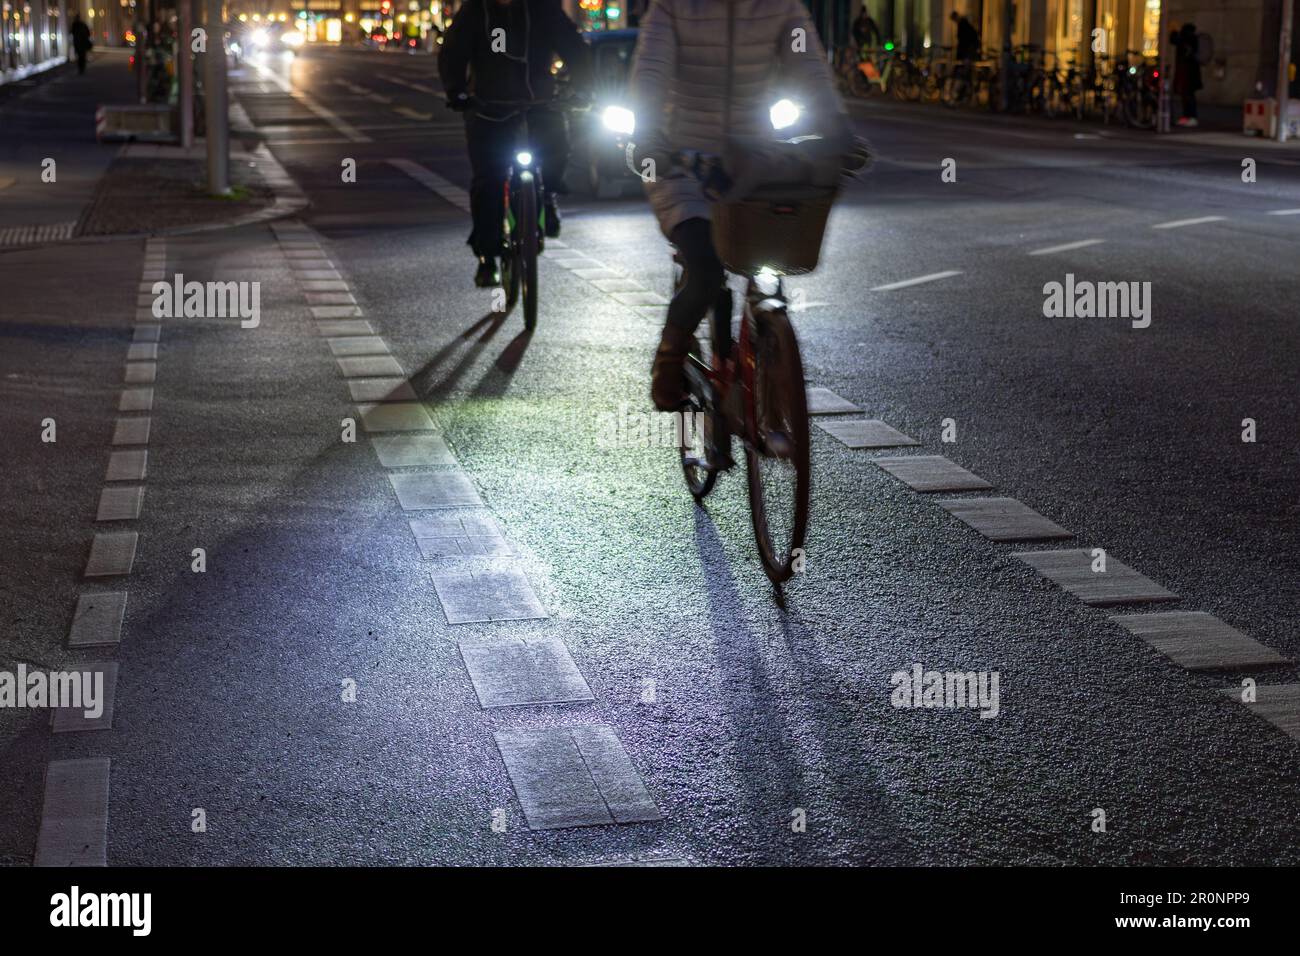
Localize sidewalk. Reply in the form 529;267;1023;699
0;48;303;251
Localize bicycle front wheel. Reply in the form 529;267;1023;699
743;305;810;584
517;178;540;330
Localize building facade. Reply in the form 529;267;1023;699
6;0;1296;109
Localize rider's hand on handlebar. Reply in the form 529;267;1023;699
446;92;472;112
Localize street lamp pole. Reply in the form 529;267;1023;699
178;0;194;148
1277;0;1293;142
203;0;230;195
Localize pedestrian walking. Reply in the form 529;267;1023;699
69;13;93;75
1170;22;1203;127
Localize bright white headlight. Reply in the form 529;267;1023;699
601;105;635;136
251;28;269;47
769;98;800;130
515;151;533;167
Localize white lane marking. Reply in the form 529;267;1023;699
367;92;394;104
1267;208;1300;216
871;270;963;292
1151;215;1226;230
252;60;372;143
387;158;470;212
393;106;434;121
385;76;437;94
1028;238;1105;256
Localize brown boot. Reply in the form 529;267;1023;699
650;326;698;411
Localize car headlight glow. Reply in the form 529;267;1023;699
251;28;269;47
516;151;533;167
770;98;801;130
280;30;304;48
601;105;635;136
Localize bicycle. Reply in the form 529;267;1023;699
460;95;585;331
663;150;846;583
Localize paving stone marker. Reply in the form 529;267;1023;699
118;388;154;412
1013;549;1178;606
337;355;404;379
355;401;437;433
84;532;139;578
389;471;482;510
95;486;144;522
409;513;509;557
34;758;110;866
51;663;119;733
1111;611;1289;670
939;496;1072;542
806;387;861;415
1219;683;1300;742
67;592;127;648
316;319;374;337
430;566;547;623
874;455;993;492
106;449;148;482
460;637;594;708
494;725;662;829
328;336;390;358
111;417;151;446
372;433;455;468
814;418;919;449
347;378;418;403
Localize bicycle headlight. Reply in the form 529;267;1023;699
515;151;533;167
770;99;801;130
601;105;635;136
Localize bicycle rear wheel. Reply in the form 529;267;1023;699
743;305;810;584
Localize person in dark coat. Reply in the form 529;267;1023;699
851;6;881;51
69;14;93;75
951;10;980;63
1170;22;1203;127
438;0;592;287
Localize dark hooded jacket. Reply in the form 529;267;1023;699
438;0;591;105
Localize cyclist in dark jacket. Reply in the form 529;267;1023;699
439;0;591;287
851;6;881;51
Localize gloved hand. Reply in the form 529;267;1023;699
445;91;472;112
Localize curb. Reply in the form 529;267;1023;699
0;92;309;253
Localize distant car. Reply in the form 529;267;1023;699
565;28;640;199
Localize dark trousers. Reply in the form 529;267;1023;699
465;107;568;257
667;218;726;347
1181;92;1198;119
75;50;88;74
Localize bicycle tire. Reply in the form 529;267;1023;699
517;176;539;330
743;304;810;584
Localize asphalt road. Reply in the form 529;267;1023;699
3;44;1300;866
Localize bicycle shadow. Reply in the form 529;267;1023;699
408;311;508;403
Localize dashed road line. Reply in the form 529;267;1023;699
870;270;962;291
1151;215;1226;230
1028;238;1105;256
387;157;470;212
252;60;372;143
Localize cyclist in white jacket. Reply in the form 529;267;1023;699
630;0;850;410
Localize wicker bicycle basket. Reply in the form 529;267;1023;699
711;185;838;276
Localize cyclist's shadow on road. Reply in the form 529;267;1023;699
409;311;531;409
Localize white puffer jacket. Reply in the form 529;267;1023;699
629;0;849;236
